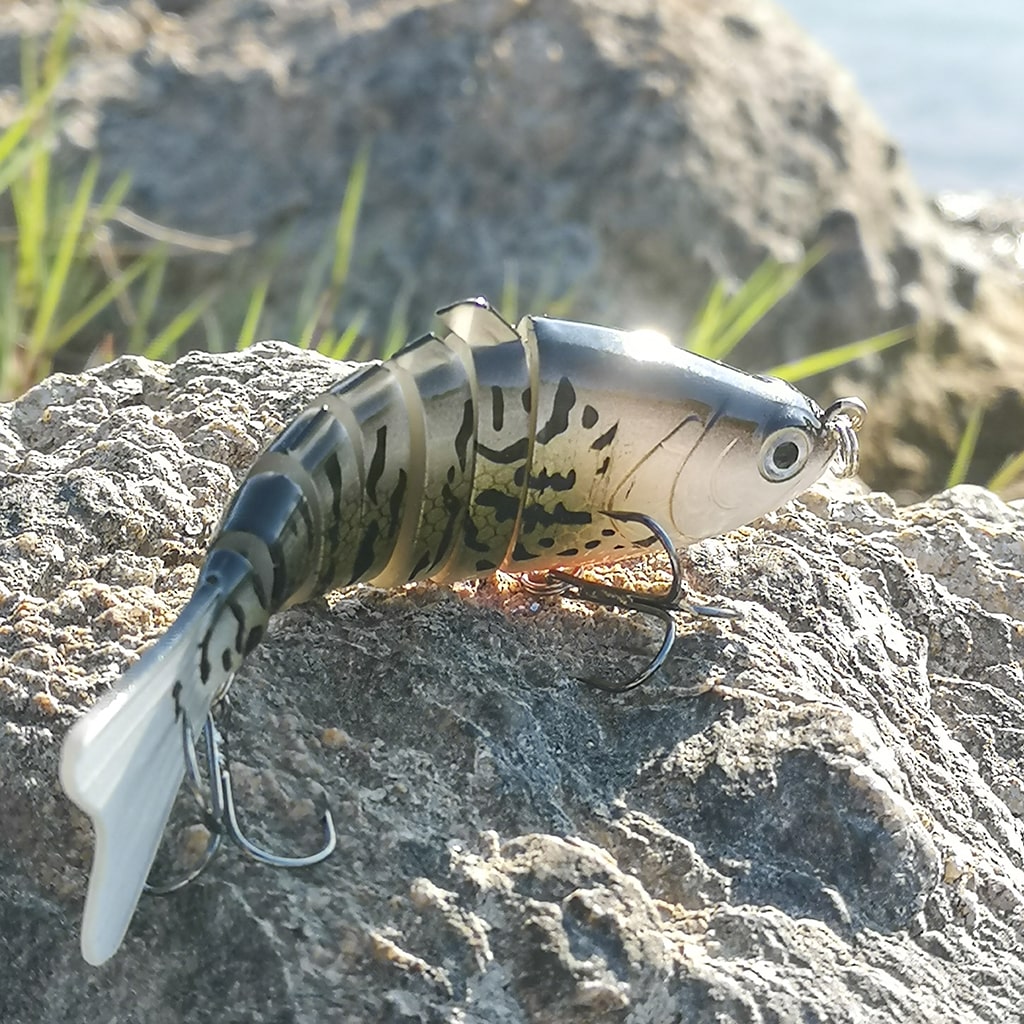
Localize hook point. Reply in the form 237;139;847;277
144;703;337;895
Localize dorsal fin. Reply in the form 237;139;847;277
435;297;518;347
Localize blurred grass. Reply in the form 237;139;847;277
0;6;376;401
765;328;912;383
946;405;1024;496
0;4;160;397
946;404;985;489
684;248;913;383
989;450;1024;494
4;10;1021;497
687;247;824;362
0;5;914;399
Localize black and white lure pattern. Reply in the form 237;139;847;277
60;297;866;964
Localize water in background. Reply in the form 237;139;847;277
779;0;1024;195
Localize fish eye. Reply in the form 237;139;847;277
759;428;811;482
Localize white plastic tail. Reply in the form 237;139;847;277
60;587;223;966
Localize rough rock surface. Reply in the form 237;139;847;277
3;0;1024;495
2;344;1024;1022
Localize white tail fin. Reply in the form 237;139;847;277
60;587;224;966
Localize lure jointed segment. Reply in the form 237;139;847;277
60;297;865;965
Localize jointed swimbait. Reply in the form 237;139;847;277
60;298;865;964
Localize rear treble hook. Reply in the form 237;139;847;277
523;510;740;693
144;698;336;895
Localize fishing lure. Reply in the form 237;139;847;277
60;297;865;964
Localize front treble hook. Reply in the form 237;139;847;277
524;511;740;693
145;698;337;895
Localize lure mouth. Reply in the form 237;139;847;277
823;397;867;478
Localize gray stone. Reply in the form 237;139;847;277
4;0;1024;496
2;345;1024;1021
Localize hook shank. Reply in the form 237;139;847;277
526;510;740;693
144;700;336;895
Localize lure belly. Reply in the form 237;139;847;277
60;297;865;964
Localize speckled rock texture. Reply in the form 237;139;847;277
3;0;1024;496
2;344;1024;1023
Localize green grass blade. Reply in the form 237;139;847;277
30;157;100;354
699;259;782;358
0;131;51;197
43;1;80;91
294;238;335;347
0;114;38;174
766;326;912;382
236;273;271;351
321;309;368;360
296;296;326;350
714;257;781;320
0;80;59;169
988;451;1024;495
7;4;75;315
91;171;133;226
707;261;805;361
686;278;727;357
130;247;169;351
143;289;218;361
686;247;828;361
500;260;520;323
946;404;984;489
381;290;411;358
0;250;17;397
202;306;225;354
20;27;39;98
50;252;157;351
11;150;48;310
331;142;370;291
294;143;371;349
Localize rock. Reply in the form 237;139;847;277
3;344;1024;1021
3;0;1024;496
936;193;1024;281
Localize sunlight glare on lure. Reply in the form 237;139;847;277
59;297;865;965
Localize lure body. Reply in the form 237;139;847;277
60;298;859;964
215;298;843;598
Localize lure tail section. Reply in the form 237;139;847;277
60;548;265;965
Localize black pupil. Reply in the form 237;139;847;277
773;441;800;470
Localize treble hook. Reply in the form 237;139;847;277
523;510;740;693
144;698;337;895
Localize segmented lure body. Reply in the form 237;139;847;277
209;299;844;605
61;298;863;964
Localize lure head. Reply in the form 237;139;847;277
669;374;865;544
